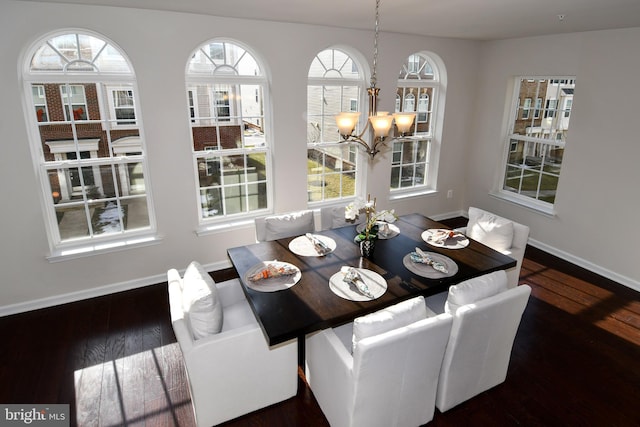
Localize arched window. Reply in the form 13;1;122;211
22;31;155;254
186;40;270;221
307;48;365;203
391;52;442;192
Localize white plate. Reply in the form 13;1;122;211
356;222;400;239
328;267;387;301
403;252;458;278
244;261;301;292
288;234;337;257
422;229;469;249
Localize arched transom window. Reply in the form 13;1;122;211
23;31;154;254
186;41;270;221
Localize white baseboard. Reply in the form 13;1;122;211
0;259;233;317
527;238;640;293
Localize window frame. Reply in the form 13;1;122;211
495;76;576;214
186;39;273;229
306;47;367;206
21;30;157;259
391;52;443;197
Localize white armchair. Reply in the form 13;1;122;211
254;209;315;241
306;296;453;427
459;207;530;287
168;262;297;426
427;270;531;412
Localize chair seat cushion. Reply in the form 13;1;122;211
445;270;508;314
467;207;514;252
221;298;257;332
352;296;427;352
182;261;223;339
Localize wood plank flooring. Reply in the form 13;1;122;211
1;218;639;426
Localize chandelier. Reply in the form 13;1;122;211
335;0;416;159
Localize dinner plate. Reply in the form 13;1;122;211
244;261;301;292
288;234;336;257
328;267;387;301
422;228;469;249
403;252;458;278
356;222;400;239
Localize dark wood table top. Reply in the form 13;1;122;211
227;213;516;346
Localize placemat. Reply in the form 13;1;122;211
403;252;458;278
244;261;301;292
328;267;387;301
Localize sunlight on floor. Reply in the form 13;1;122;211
74;343;192;426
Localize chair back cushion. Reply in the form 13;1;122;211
445;270;508;314
258;210;315;241
352;296;427;352
467;207;514;252
320;206;365;230
182;261;223;339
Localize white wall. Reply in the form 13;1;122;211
468;28;640;290
0;1;478;313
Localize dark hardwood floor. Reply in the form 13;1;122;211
1;218;639;426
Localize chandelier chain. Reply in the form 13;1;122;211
371;0;380;88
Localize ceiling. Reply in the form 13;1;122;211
20;0;640;40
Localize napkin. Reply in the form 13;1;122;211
306;233;331;255
248;262;298;281
409;248;449;274
428;229;461;245
342;266;374;298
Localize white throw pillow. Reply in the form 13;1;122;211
352;296;427;352
445;270;508;314
182;261;223;340
265;210;314;240
467;207;514;252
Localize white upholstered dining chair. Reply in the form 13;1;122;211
254;209;315;241
425;270;531;412
168;261;297;426
459;207;530;287
306;296;453;427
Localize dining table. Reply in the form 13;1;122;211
227;213;516;368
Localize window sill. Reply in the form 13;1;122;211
390;188;437;201
196;218;255;237
489;191;557;217
47;233;163;263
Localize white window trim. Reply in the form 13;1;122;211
22;31;158;259
495;76;575;214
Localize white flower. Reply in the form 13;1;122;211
379;209;397;223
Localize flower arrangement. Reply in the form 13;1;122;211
345;194;397;242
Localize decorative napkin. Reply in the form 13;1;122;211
342;266;374;298
410;247;449;274
306;233;331;255
248;262;298;281
427;229;463;245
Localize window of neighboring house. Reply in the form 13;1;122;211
32;85;49;122
108;88;136;126
500;77;576;210
186;40;270;222
61;84;88;121
391;52;442;192
534;97;542;119
23;31;155;256
522;98;532;120
306;48;364;203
